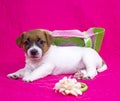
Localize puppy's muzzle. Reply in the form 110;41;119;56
30;49;38;56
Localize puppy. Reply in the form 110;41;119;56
7;29;107;82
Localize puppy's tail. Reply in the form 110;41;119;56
97;61;107;72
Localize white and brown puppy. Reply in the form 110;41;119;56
7;29;107;82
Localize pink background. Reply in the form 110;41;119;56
0;0;120;101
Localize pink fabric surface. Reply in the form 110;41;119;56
0;0;120;101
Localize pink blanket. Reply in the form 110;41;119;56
0;0;120;101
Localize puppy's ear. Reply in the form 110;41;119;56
44;31;54;46
16;32;25;47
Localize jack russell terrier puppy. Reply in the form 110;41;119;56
7;29;107;82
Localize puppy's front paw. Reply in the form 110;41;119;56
22;76;34;82
7;73;20;80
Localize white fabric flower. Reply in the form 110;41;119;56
54;77;83;96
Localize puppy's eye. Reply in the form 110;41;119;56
37;39;45;45
24;40;30;45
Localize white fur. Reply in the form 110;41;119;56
7;45;107;82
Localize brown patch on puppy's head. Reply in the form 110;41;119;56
16;29;54;58
44;31;54;47
16;32;25;47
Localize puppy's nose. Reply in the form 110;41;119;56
30;49;38;55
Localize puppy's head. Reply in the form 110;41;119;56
16;29;54;59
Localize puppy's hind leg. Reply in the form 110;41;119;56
74;69;97;80
84;65;98;79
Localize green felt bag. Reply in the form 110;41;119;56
52;28;105;52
